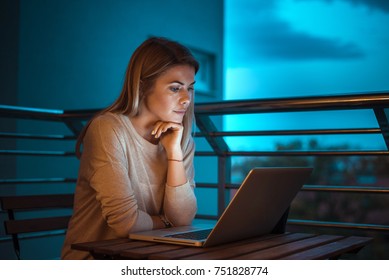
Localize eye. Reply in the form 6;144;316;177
170;86;180;93
188;86;195;93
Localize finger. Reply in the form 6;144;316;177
155;122;182;138
151;122;164;138
157;123;175;138
161;122;182;135
167;122;182;131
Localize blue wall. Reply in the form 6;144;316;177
0;0;223;259
18;0;224;109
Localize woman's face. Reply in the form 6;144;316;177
141;64;196;124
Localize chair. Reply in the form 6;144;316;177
0;194;74;259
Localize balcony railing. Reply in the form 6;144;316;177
1;92;389;236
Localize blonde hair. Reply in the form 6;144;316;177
76;37;199;157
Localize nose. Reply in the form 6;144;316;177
180;90;191;107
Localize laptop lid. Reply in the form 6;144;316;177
129;167;313;247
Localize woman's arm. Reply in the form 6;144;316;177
152;121;197;226
84;115;157;236
152;121;187;187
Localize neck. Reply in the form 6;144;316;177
130;115;159;144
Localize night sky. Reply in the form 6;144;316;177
224;0;389;151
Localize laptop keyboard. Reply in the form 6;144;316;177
165;228;212;240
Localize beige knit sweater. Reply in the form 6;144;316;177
61;113;197;259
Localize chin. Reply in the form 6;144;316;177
171;119;184;124
167;115;184;124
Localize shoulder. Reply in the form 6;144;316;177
85;112;127;140
89;112;123;132
91;112;121;126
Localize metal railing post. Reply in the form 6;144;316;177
374;108;389;150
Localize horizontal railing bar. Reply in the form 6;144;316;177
194;217;389;232
0;104;99;121
196;183;389;193
0;229;67;243
0;178;77;185
60;109;100;119
302;185;389;193
195;183;219;189
0;150;75;156
195;214;218;220
194;128;382;137
0;132;76;140
0;105;64;115
2;92;389;121
0;105;65;122
195;150;389;156
2;129;381;140
195;92;389;115
287;219;389;232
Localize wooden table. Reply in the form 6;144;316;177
71;232;372;260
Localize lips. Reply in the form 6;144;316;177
174;110;186;115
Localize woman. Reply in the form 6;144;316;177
61;37;199;259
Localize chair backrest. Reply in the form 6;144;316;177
0;194;74;259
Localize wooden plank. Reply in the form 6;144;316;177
120;244;184;259
280;236;373;260
5;216;71;234
0;194;74;210
149;234;285;260
233;235;344;260
70;234;373;260
71;238;130;251
94;241;157;256
150;246;212;260
180;233;315;260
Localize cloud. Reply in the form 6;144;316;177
305;0;389;13
226;0;365;65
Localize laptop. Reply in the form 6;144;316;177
129;167;313;247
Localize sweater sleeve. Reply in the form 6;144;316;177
83;115;154;237
163;138;197;226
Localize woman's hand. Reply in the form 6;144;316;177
152;121;184;159
152;121;187;187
